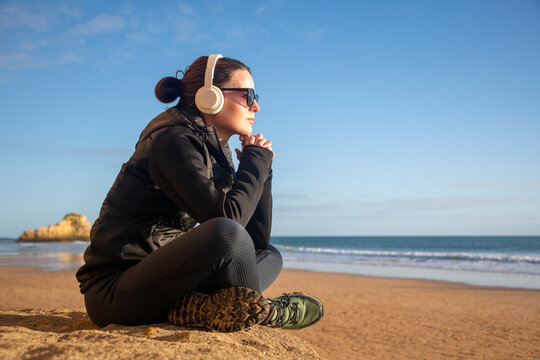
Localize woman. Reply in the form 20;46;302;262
76;54;323;332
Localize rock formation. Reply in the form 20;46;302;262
18;213;91;242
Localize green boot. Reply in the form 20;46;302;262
261;292;324;329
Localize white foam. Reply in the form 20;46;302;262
275;245;540;275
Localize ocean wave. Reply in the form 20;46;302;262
72;241;89;245
279;254;540;276
274;245;540;264
18;242;39;247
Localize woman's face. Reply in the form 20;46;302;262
204;69;260;141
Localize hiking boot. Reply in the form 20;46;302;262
261;292;324;329
168;286;270;332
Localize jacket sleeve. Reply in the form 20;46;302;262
244;170;272;249
146;129;273;227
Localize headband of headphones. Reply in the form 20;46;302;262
195;54;224;114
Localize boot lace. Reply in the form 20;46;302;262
267;293;299;328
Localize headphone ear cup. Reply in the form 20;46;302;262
195;86;224;114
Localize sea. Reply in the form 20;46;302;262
1;236;539;290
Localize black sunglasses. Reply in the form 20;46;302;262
220;88;259;108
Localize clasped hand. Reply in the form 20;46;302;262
235;134;275;160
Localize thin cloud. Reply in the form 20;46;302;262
451;181;540;190
176;3;197;16
518;183;540;190
0;53;40;70
299;27;327;40
1;8;129;71
49;146;131;157
0;51;82;71
256;0;285;14
1;3;273;71
0;3;52;32
218;23;250;44
0;144;130;158
369;197;509;213
0;51;84;70
71;14;126;37
274;193;312;200
55;51;83;65
269;20;328;41
94;49;133;68
274;195;521;220
0;2;80;33
451;181;498;187
18;39;51;52
167;7;205;43
126;23;164;43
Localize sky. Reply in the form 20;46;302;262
0;0;539;237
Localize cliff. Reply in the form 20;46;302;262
18;213;91;242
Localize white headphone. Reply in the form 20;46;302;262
195;54;224;114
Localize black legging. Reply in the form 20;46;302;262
84;217;283;327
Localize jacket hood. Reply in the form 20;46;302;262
135;105;235;173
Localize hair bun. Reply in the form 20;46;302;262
155;76;183;103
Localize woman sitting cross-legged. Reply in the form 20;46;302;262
76;54;324;332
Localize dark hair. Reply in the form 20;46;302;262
155;56;251;108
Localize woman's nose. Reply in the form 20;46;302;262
250;100;260;112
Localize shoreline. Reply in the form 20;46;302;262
283;260;540;290
1;259;539;291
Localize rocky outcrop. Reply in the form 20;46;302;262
18;213;91;242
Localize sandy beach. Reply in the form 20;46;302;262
1;266;539;359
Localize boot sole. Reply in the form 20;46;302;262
168;287;269;332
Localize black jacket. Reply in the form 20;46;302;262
75;106;274;294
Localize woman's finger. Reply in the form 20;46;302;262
256;134;267;147
242;134;273;150
240;137;246;151
262;140;272;148
254;133;264;146
235;148;242;160
243;135;255;145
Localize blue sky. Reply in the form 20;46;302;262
1;0;539;237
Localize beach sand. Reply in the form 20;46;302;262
1;266;539;359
